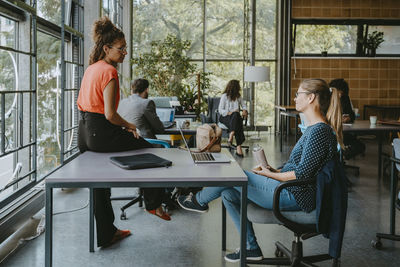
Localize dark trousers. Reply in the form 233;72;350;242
78;111;164;246
219;112;245;146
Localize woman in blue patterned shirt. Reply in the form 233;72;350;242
178;79;343;262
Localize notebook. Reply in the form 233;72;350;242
178;127;231;164
156;108;175;129
110;153;172;170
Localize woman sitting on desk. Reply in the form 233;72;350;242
178;79;343;262
77;17;170;248
218;79;248;157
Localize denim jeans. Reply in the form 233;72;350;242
196;170;300;250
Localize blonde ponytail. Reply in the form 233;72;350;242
326;87;344;149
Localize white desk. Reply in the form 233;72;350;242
45;148;248;267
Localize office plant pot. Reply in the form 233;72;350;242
321;51;328;57
367;48;376;57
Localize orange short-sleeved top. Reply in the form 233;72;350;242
77;60;120;114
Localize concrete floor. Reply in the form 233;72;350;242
2;133;400;267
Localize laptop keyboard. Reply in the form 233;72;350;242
192;152;215;161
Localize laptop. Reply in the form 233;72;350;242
178;127;231;164
156;108;175;129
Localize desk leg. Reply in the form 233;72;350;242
390;161;397;234
45;185;53;267
89;188;94;252
239;184;247;267
378;133;382;178
280;112;283;152
222;204;226;251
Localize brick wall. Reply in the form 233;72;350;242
292;0;400;19
291;58;400;117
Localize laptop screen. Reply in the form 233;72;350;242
156;108;175;122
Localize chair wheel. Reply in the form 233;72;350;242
274;247;284;257
371;239;382;249
120;212;127;220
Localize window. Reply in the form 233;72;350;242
132;0;277;129
0;1;83;209
294;25;358;54
369;26;400;54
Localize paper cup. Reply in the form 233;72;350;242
370;116;377;125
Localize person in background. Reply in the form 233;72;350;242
329;78;365;159
218;80;248;157
178;79;343;263
118;78;164;139
77;17;170;248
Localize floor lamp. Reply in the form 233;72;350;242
244;66;270;140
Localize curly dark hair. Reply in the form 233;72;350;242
89;17;125;65
223;80;241;101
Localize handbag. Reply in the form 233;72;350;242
196;123;222;152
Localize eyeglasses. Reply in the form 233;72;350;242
295;91;311;97
110;46;127;53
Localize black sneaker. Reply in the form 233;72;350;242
177;193;209;213
224;247;263;263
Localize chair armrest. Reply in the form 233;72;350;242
389;157;400;164
272;178;315;227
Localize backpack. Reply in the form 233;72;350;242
196;123;222;152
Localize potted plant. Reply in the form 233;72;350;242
132;34;212;116
318;35;334;57
362;31;384;57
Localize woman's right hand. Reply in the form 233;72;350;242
125;123;139;139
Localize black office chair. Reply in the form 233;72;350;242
110;139;171;220
372;138;400;248
200;96;249;153
245;160;347;266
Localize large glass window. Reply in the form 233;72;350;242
0;1;83;208
132;0;277;129
132;0;203;58
294;25;358;54
206;0;243;59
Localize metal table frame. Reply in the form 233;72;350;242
343;120;400;178
45;149;248;267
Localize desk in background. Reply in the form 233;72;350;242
45;148;248;267
363;105;400;120
343;120;400;178
275;105;299;152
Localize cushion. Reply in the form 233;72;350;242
247;202;316;225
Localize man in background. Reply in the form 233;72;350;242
118;78;164;139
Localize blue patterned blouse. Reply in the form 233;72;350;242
280;122;338;212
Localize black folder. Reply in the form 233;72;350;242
110;153;172;170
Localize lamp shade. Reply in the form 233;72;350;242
244;66;270;82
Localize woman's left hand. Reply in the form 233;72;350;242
253;165;274;177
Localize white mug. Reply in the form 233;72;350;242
370;115;377;125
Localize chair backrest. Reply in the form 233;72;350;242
206;97;221;123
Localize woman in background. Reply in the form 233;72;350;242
77;17;170;248
329;78;365;159
218;80;248;157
